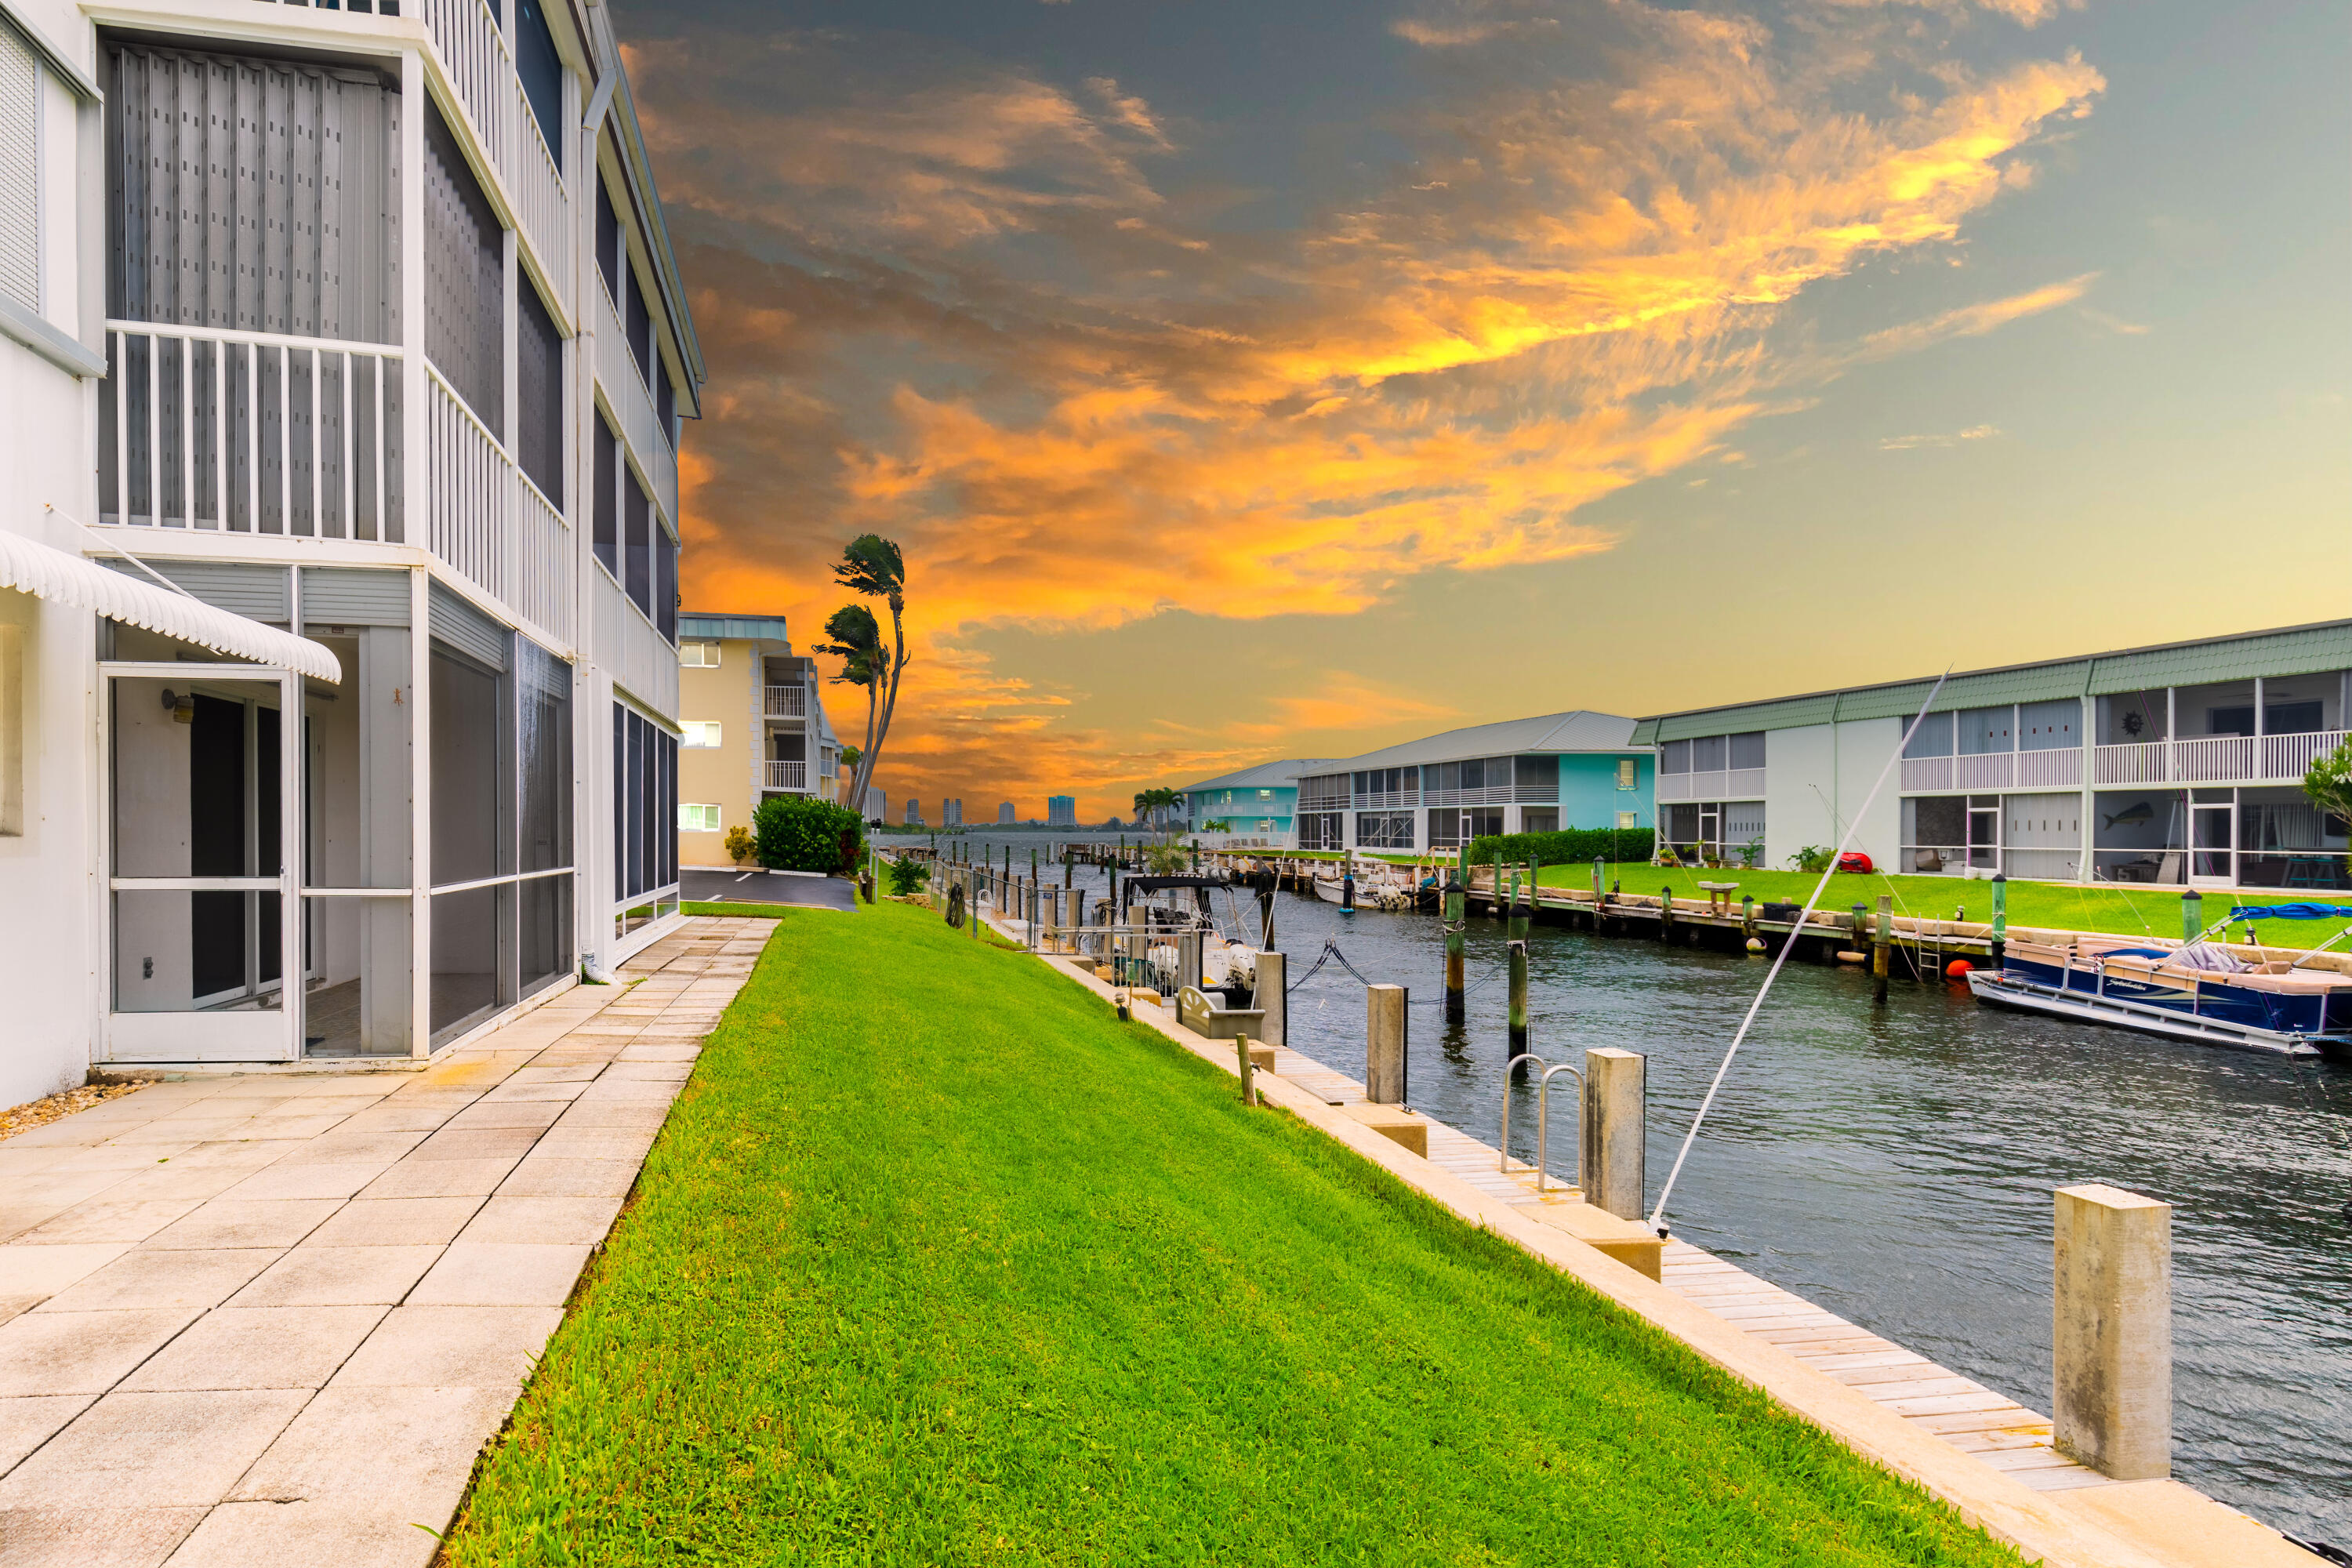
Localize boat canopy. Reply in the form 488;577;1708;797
2226;905;2352;922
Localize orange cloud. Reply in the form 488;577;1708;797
633;2;2104;816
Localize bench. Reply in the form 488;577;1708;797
1178;985;1266;1042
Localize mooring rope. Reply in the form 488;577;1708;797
1647;670;1951;1239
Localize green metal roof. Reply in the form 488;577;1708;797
1642;619;2352;734
2086;622;2352;693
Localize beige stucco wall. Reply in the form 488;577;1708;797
678;642;757;863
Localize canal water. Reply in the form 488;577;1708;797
939;839;2352;1544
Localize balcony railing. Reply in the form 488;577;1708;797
1656;767;1767;803
102;322;403;540
764;684;808;718
1900;749;2082;793
424;366;574;644
2092;731;2349;788
764;760;809;792
422;0;572;314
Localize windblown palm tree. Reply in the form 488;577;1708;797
828;537;909;811
814;604;884;814
1131;787;1185;842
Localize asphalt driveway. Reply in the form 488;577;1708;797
681;868;861;912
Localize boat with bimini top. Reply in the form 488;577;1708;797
1966;903;2352;1057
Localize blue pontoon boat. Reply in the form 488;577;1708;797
1966;903;2352;1057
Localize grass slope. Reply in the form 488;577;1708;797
1530;863;2347;946
444;904;2022;1566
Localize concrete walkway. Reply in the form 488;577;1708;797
0;916;773;1567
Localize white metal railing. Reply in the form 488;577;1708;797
514;474;573;644
764;684;808;718
2092;731;2348;787
1899;756;1955;793
423;365;574;645
422;0;569;312
425;367;508;612
595;280;678;521
1656;767;1766;803
2017;747;2082;789
1353;790;1417;810
764;760;809;791
1955;752;2014;790
104;321;402;541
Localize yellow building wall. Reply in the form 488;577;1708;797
677;641;757;865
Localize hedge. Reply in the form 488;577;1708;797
753;795;867;874
1464;826;1655;866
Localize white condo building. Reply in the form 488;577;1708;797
0;0;702;1104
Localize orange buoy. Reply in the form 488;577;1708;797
1945;959;1973;980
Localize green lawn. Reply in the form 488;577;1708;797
443;902;2020;1566
1515;863;2350;946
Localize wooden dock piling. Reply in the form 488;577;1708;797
1443;852;1467;1025
1507;938;1529;1054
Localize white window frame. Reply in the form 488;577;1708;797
679;640;720;667
679;802;721;833
681;720;721;748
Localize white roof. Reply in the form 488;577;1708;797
0;528;343;683
1307;712;1637;775
1177;758;1338;794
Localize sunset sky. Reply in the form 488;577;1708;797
633;0;2351;822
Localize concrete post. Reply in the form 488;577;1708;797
1582;1048;1645;1219
1366;983;1406;1104
2053;1184;2172;1480
1176;931;1202;995
1253;949;1286;1047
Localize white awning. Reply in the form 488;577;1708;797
0;529;343;684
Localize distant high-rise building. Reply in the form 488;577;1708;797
865;788;885;823
997;801;1015;826
942;798;963;827
904;798;924;826
1047;796;1076;827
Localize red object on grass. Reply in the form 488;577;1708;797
1836;851;1875;874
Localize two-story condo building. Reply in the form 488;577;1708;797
1178;759;1334;849
1635;620;2352;888
676;613;837;864
1294;715;1652;855
0;0;702;1104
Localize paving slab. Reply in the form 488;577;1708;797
0;919;769;1564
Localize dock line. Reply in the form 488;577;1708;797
1649;668;1948;1239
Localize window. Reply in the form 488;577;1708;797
681;721;720;748
1728;731;1766;770
1616;758;1638;790
423;102;504;437
1258;788;1272;799
593;416;618;577
1;18;39;312
679;803;720;833
626;258;653;384
514;0;564;161
655;354;675;441
1355;811;1414;850
1902;711;1955;759
596;172;622;307
625;466;651;612
613;704;677;904
1661;740;1690;775
680;641;720;667
517;282;564;504
1617;811;1639;830
1690;734;1726;771
655;517;677;644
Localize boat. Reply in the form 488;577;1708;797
1965;904;2352;1057
1308;853;1436;913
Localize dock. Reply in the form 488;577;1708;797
1261;1038;2112;1492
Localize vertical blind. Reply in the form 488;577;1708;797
0;16;38;312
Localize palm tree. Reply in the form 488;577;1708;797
814;604;883;815
833;536;909;813
1131;787;1184;843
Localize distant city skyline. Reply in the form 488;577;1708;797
996;802;1014;826
1047;796;1076;828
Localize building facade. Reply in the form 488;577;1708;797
1047;794;1076;828
942;797;962;827
0;0;702;1103
676;613;837;866
1635;620;2352;889
1293;715;1651;855
996;801;1014;826
1178;759;1334;848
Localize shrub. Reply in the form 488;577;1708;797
723;825;753;866
1788;844;1835;874
885;856;930;897
1464;826;1656;867
753;796;867;874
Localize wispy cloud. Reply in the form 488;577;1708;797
1879;423;2001;450
637;2;2106;811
